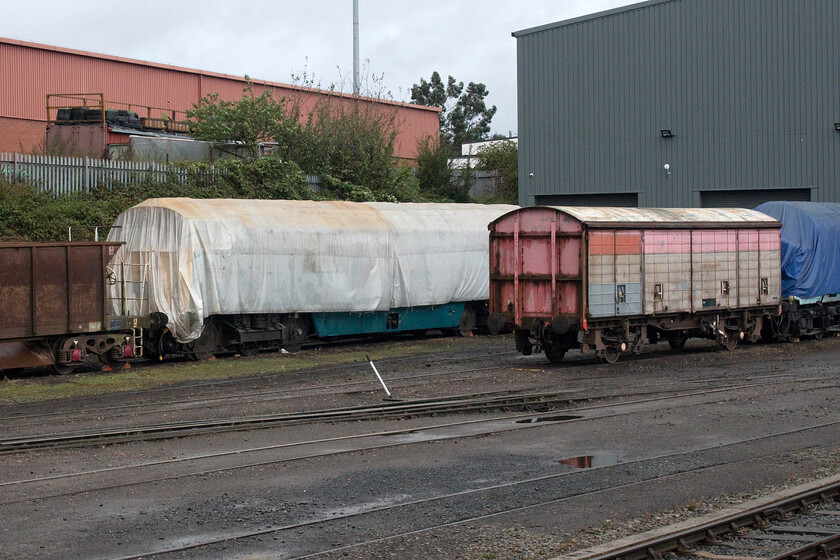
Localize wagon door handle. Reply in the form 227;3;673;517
616;285;626;303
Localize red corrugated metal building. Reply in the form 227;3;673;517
0;37;440;159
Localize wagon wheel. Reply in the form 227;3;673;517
458;304;477;337
51;362;77;375
99;347;126;370
722;332;739;351
282;316;309;353
143;336;165;362
51;340;77;375
105;267;117;286
238;342;260;357
668;331;688;350
603;346;621;364
543;337;567;364
188;322;219;361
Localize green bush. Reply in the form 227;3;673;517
414;135;471;202
475;140;518;204
1;154;442;241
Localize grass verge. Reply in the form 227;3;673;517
0;335;487;405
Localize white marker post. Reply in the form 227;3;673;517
366;354;391;397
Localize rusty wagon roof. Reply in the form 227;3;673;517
544;206;780;227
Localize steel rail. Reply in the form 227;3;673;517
4;389;839;513
0;391;574;454
576;482;840;560
104;441;840;560
5;376;839;456
5;380;821;502
0;360;518;428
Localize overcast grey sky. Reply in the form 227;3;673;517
3;1;638;136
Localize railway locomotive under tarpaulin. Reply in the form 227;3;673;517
754;201;840;340
107;198;517;360
487;206;783;363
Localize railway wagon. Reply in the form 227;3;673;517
0;241;139;373
487;207;782;363
754;201;840;340
107;198;517;360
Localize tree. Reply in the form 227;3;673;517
410;71;497;151
186;80;297;161
475;140;518;204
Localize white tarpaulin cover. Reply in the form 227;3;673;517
107;198;517;342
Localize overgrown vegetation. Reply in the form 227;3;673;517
475;140;519;204
415;135;472;203
186;79;423;203
0;159;311;241
0;336;487;405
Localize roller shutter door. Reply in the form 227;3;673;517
700;188;811;208
535;192;638;207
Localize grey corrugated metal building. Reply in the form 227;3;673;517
513;0;840;208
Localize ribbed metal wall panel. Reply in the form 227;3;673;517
515;0;840;207
0;38;439;160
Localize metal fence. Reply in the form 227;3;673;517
0;152;219;196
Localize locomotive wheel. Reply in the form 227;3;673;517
543;337;567;364
813;331;825;341
603;346;621;364
458;304;477;337
668;332;688;350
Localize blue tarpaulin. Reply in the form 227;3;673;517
754;201;840;299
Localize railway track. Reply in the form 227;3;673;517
0;353;813;440
6;373;837;455
567;478;840;560
4;380;838;508
0;359;521;430
3;374;839;559
99;437;840;560
0;390;575;454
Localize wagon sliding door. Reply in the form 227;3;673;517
588;230;642;318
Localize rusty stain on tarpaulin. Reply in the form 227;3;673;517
134;198;392;231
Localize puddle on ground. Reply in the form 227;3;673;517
558;453;620;468
515;414;580;424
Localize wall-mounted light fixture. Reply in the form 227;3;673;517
663;163;671;177
834;123;840;131
660;129;674;138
